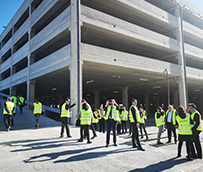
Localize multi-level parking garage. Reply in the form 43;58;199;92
1;0;203;123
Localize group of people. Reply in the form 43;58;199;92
2;95;25;131
155;104;202;161
59;98;147;151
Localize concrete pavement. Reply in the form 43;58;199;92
0;105;203;172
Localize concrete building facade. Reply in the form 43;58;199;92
1;0;203;123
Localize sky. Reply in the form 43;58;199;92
0;0;203;34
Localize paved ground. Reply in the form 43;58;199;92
0;102;203;172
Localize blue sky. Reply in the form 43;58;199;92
0;0;203;34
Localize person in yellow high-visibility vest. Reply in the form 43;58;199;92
189;103;202;159
176;106;194;161
60;98;76;138
129;99;145;151
120;107;128;134
92;109;99;136
155;107;165;145
10;95;17;126
98;104;106;133
78;103;92;144
139;107;148;140
18;95;25;114
33;100;43;129
3;97;15;132
104;99;120;147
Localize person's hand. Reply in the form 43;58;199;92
136;123;139;128
9;112;12;116
175;125;178;128
75;100;77;104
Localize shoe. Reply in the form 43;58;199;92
196;156;202;159
166;141;171;143
35;125;39;129
140;136;144;139
114;143;117;146
146;136;149;140
60;135;64;138
133;145;138;148
6;126;11;132
91;135;97;139
138;147;145;151
177;154;181;157
67;135;72;138
157;142;164;145
187;157;193;161
78;139;83;142
106;144;109;148
87;141;92;144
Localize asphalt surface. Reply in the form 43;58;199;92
0;102;203;172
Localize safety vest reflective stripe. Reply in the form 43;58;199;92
3;102;15;114
92;113;99;123
80;109;92;125
129;105;140;123
106;106;119;121
34;103;42;114
155;112;165;127
121;111;128;121
61;103;70;117
166;109;176;125
191;110;202;131
176;114;192;135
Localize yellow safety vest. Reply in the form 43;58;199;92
98;109;105;120
18;97;25;105
121;111;128;121
80;109;92;125
166;109;176;125
3;102;15;115
176;114;192;135
92;112;99;123
33;102;42;114
106;106;119;121
140;112;146;124
61;103;70;117
191;110;202;131
155;111;165;127
143;110;147;120
129;105;140;123
11;96;17;104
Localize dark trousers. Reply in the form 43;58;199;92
178;139;192;157
139;123;148;137
132;123;141;147
19;105;23;114
92;123;97;131
90;123;97;136
99;118;105;133
80;125;90;142
129;121;132;135
191;131;202;158
166;122;177;142
60;117;70;137
106;119;117;145
121;121;127;133
4;114;13;129
117;123;121;135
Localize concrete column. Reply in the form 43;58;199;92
69;0;82;125
175;7;188;109
30;54;35;65
121;86;129;108
173;90;179;109
10;87;17;96
144;93;150;114
27;80;36;107
94;91;100;109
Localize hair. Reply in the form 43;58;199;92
65;98;70;102
168;105;173;109
81;99;86;103
82;103;89;110
7;97;12;102
131;98;137;103
189;103;196;109
157;106;162;111
94;108;98;111
178;106;186;115
140;107;143;110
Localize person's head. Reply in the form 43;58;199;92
177;106;186;115
168;105;173;112
82;103;89;111
109;99;114;106
100;104;103;109
123;107;126;111
7;97;12;102
35;99;39;103
65;98;70;104
189;103;196;113
81;99;86;105
132;99;137;105
140;107;143;112
94;109;98;113
157;106;162;112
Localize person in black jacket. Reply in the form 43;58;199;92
189;103;202;159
